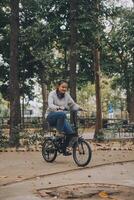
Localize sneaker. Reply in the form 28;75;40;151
63;150;72;156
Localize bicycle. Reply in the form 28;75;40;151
42;110;92;167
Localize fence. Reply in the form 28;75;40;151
0;117;43;129
0;117;134;143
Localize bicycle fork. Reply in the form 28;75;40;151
73;137;85;154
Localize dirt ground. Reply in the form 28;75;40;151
0;140;134;200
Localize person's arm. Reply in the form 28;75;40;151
48;92;59;110
68;94;80;110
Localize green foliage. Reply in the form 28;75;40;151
0;0;104;97
102;6;134;92
0;0;133;105
0;93;9;117
0;130;9;148
77;75;125;117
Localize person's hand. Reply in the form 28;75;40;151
79;107;88;112
57;106;65;111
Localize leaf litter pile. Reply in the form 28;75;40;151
37;183;134;200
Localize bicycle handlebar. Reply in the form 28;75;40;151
58;107;88;112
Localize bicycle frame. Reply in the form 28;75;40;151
70;110;78;135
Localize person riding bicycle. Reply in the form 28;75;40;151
46;80;81;156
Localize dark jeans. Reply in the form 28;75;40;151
47;112;74;135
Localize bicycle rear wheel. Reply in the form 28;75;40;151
42;138;57;162
73;139;92;167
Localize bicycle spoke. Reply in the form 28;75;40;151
73;140;92;167
42;139;57;162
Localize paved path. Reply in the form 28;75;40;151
0;149;134;199
0;149;134;186
0;161;134;200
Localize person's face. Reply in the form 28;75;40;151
58;82;68;94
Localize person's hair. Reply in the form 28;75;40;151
56;80;68;88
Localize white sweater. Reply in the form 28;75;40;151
46;90;79;115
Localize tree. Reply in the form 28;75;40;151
2;0;130;128
69;0;78;101
102;6;134;121
9;0;21;146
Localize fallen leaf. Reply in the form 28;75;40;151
17;176;23;178
0;176;8;178
98;191;109;198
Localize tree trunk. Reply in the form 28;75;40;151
122;61;134;122
69;0;77;101
38;63;48;130
128;92;134;122
21;93;25;129
94;48;103;139
93;1;103;140
126;88;131;119
9;0;21;147
63;47;68;80
41;82;48;129
69;0;78;124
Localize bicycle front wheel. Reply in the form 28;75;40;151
73;139;92;167
42;138;57;162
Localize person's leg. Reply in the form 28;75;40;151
47;112;74;156
56;112;66;132
47;112;66;132
47;112;57;127
63;119;74;134
62;119;76;155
